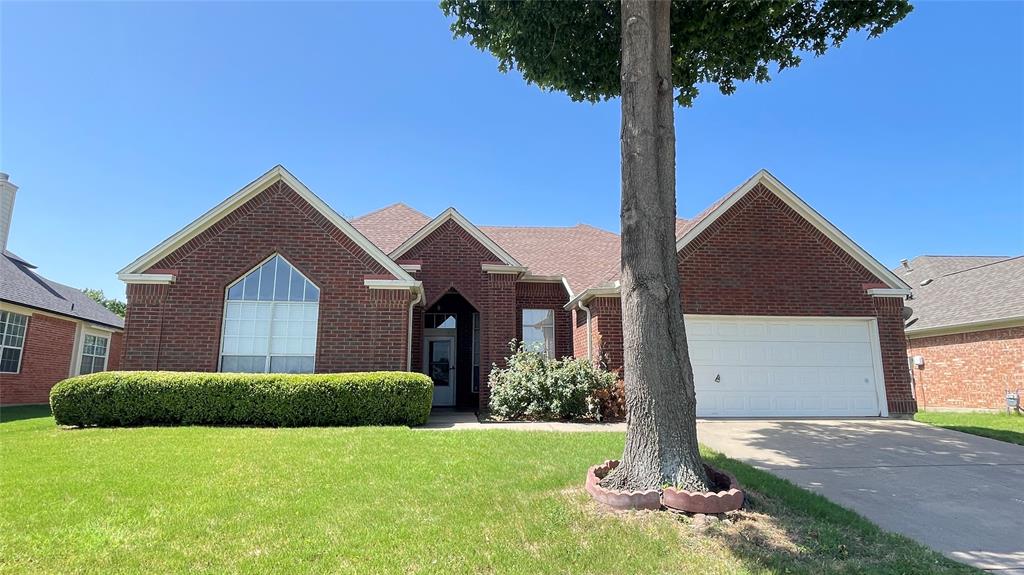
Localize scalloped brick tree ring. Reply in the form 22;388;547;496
584;460;661;510
661;465;744;514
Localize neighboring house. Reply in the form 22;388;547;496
0;174;125;406
117;166;916;417
895;255;1024;411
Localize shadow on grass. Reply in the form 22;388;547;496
694;449;980;574
1;404;52;423
929;425;1024;447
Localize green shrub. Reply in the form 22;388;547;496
49;371;434;428
488;342;617;421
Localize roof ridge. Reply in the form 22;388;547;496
940;255;1023;278
351;202;426;222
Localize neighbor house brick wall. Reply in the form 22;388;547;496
398;219;517;411
588;184;916;414
0;313;76;405
107;332;123;371
122;180;410;373
908;326;1024;411
515;281;571;360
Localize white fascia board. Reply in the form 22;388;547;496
867;288;912;297
364;279;423;291
482;263;528;274
676;170;912;291
118;165;413;283
564;283;621;310
907;316;1024;339
389;207;522;267
117;273;176;284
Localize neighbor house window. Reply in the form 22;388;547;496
0;311;28;373
78;334;109;375
522;309;555;358
220;254;319;374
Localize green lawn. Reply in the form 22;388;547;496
914;410;1024;446
1;406;976;575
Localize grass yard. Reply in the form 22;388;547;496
2;406;977;575
914;410;1024;446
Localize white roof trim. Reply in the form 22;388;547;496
364;279;423;291
118;165;413;282
907;315;1024;339
867;288;912;298
400;264;421;272
482;263;528;274
389;207;522;267
117;273;176;285
564;282;621;310
675;170;911;291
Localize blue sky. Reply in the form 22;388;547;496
2;1;1021;299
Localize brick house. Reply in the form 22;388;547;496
0;174;125;406
118;166;917;416
896;255;1023;411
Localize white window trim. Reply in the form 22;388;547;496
218;253;320;374
0;310;29;375
76;328;111;376
522;308;557;359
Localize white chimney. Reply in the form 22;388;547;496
0;173;17;253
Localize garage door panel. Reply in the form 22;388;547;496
685;316;883;417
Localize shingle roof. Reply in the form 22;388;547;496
350;201;738;296
350;203;431;254
0;251;124;328
894;255;1024;333
480;225;619;294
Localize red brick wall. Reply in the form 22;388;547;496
590;297;623;376
909;326;1024;411
515;281;572;359
588;184;916;414
122;180;410;373
399;219;516;411
0;313;76;405
107;332;123;371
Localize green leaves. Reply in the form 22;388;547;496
49;371;434;428
440;0;913;106
488;342;617;420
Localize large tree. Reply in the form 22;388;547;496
442;0;911;491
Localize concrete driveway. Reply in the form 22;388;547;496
697;419;1024;573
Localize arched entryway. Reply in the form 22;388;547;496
422;290;480;409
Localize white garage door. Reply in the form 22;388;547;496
686;316;886;417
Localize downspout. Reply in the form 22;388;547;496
577;298;593;364
406;287;422;371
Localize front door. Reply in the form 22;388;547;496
425;335;456;407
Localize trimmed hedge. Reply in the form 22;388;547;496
49;371;434;428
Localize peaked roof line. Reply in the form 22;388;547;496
674;169;911;292
118;165;414;283
389;207;523;267
350;202;428;223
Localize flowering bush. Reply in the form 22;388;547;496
488;342;617;420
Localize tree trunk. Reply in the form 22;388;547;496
599;0;709;493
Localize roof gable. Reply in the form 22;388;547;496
118;166;414;283
676;170;910;291
390;208;522;268
351;203;431;254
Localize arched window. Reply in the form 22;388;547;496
220;254;319;373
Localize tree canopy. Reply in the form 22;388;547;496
441;0;912;106
82;288;126;317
